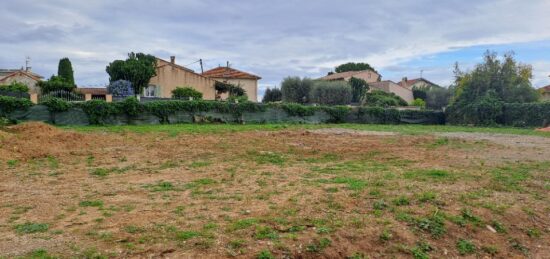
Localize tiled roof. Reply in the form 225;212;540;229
0;69;43;82
76;87;108;95
319;70;377;81
202;67;261;80
541;85;550;91
398;78;438;88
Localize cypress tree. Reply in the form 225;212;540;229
57;57;75;86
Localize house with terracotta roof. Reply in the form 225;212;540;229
398;77;439;90
540;85;550;101
318;70;380;83
202;66;261;102
146;56;218;100
369;80;414;103
0;68;44;93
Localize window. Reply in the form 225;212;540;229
143;85;158;97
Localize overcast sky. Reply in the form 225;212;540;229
1;0;550;99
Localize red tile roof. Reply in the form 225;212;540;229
0;70;43;82
76;87;108;95
398;78;438;88
541;85;550;91
202;67;261;80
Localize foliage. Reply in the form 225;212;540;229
281;77;313;104
322;106;351;123
278;103;316;117
262;87;282;103
214;81;246;97
449;51;540;125
107;80;134;97
106;52;157;96
425;86;452;110
502;102;550;127
37;75;75;94
57;57;75;86
309;80;352;105
171;87;203;100
78;100;119;124
41;97;71;112
363;90;408;107
0;96;33;115
412;86;427;100
335;62;377;73
411;98;426;109
0;81;29;93
348;77;369;103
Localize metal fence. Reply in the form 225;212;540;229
39;90;85;102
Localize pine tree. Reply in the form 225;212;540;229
57;57;75;86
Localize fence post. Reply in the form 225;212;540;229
85;93;92;101
106;94;113;103
30;93;38;104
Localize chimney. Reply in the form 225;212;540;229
170;56;175;64
401;77;408;86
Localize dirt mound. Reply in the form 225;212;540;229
536;126;550;132
0;122;99;160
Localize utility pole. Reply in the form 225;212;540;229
420;70;424;79
199;59;204;74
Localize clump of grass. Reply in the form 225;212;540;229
176;230;201;240
185;178;217;189
229;218;258;231
248;151;286;165
189;161;211;168
392;196;410;206
306;238;331;252
90;168;110;177
147;181;175;192
417;191;437;203
413;214;446;238
124;225;145;234
331;177;368;191
373;199;388;210
79;200;104;208
7;159;18;168
379;229;393;242
410;241;432;259
257;249;275;259
404;169;453;182
491;220;507;233
255;225;279;240
14;222;49;234
456;239;476;255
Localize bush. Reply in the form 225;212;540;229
309;81;352;105
262;88;282;103
281;77;313;104
502;102;550;127
363;90;408;107
0;82;29;93
426;87;452;110
447;92;503;125
41;97;71;112
0;96;33;116
412;87;427;100
171;87;203;100
37;75;75;94
411;98;426;109
107;80;134;97
349;77;369;103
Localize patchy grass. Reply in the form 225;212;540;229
14;222;49;234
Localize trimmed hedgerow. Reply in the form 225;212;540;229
502;102;550;127
0;96;33;116
40;97;71;112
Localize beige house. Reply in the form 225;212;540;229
398;77;439;90
369;80;414;103
319;70;380;83
146;56;217;100
202;66;261;102
0;68;43;93
540;85;550;101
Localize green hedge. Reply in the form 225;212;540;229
502;102;550;127
0;96;33;116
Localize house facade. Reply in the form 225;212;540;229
369;80;414;103
0;68;43;93
540;85;550;101
202;66;261;102
398;77;439;90
318;70;380;83
146;57;217;100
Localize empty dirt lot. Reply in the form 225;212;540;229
0;123;549;258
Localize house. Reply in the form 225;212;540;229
318;69;380;84
0;68;43;93
369;80;414;103
202;66;261;102
398;77;439;90
146;56;217;100
540;85;550;101
76;87;109;100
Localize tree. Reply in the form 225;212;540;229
262;87;282;103
281;76;313;104
425;86;452;110
411;98;426;109
362;90;408;107
448;51;540;125
171;87;203;100
412;86;428;100
309;81;352;105
57;57;75;86
348;77;369;103
335;62;377;73
107;80;134;97
37;75;75;94
106;52;157;96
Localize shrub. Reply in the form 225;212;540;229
0;96;33;116
447;91;503;125
37;75;75;94
281;77;313;104
107;80;134;97
0;82;29;93
502;102;550;127
349;77;369;103
40;97;71;112
412;86;427;100
262;88;282;103
309;81;352;105
79;100;119;124
171;87;203;100
363;90;408;107
411;98;426;109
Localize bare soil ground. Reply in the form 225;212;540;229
0;123;549;259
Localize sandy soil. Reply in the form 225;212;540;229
0;123;548;258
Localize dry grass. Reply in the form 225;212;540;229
0;123;549;258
